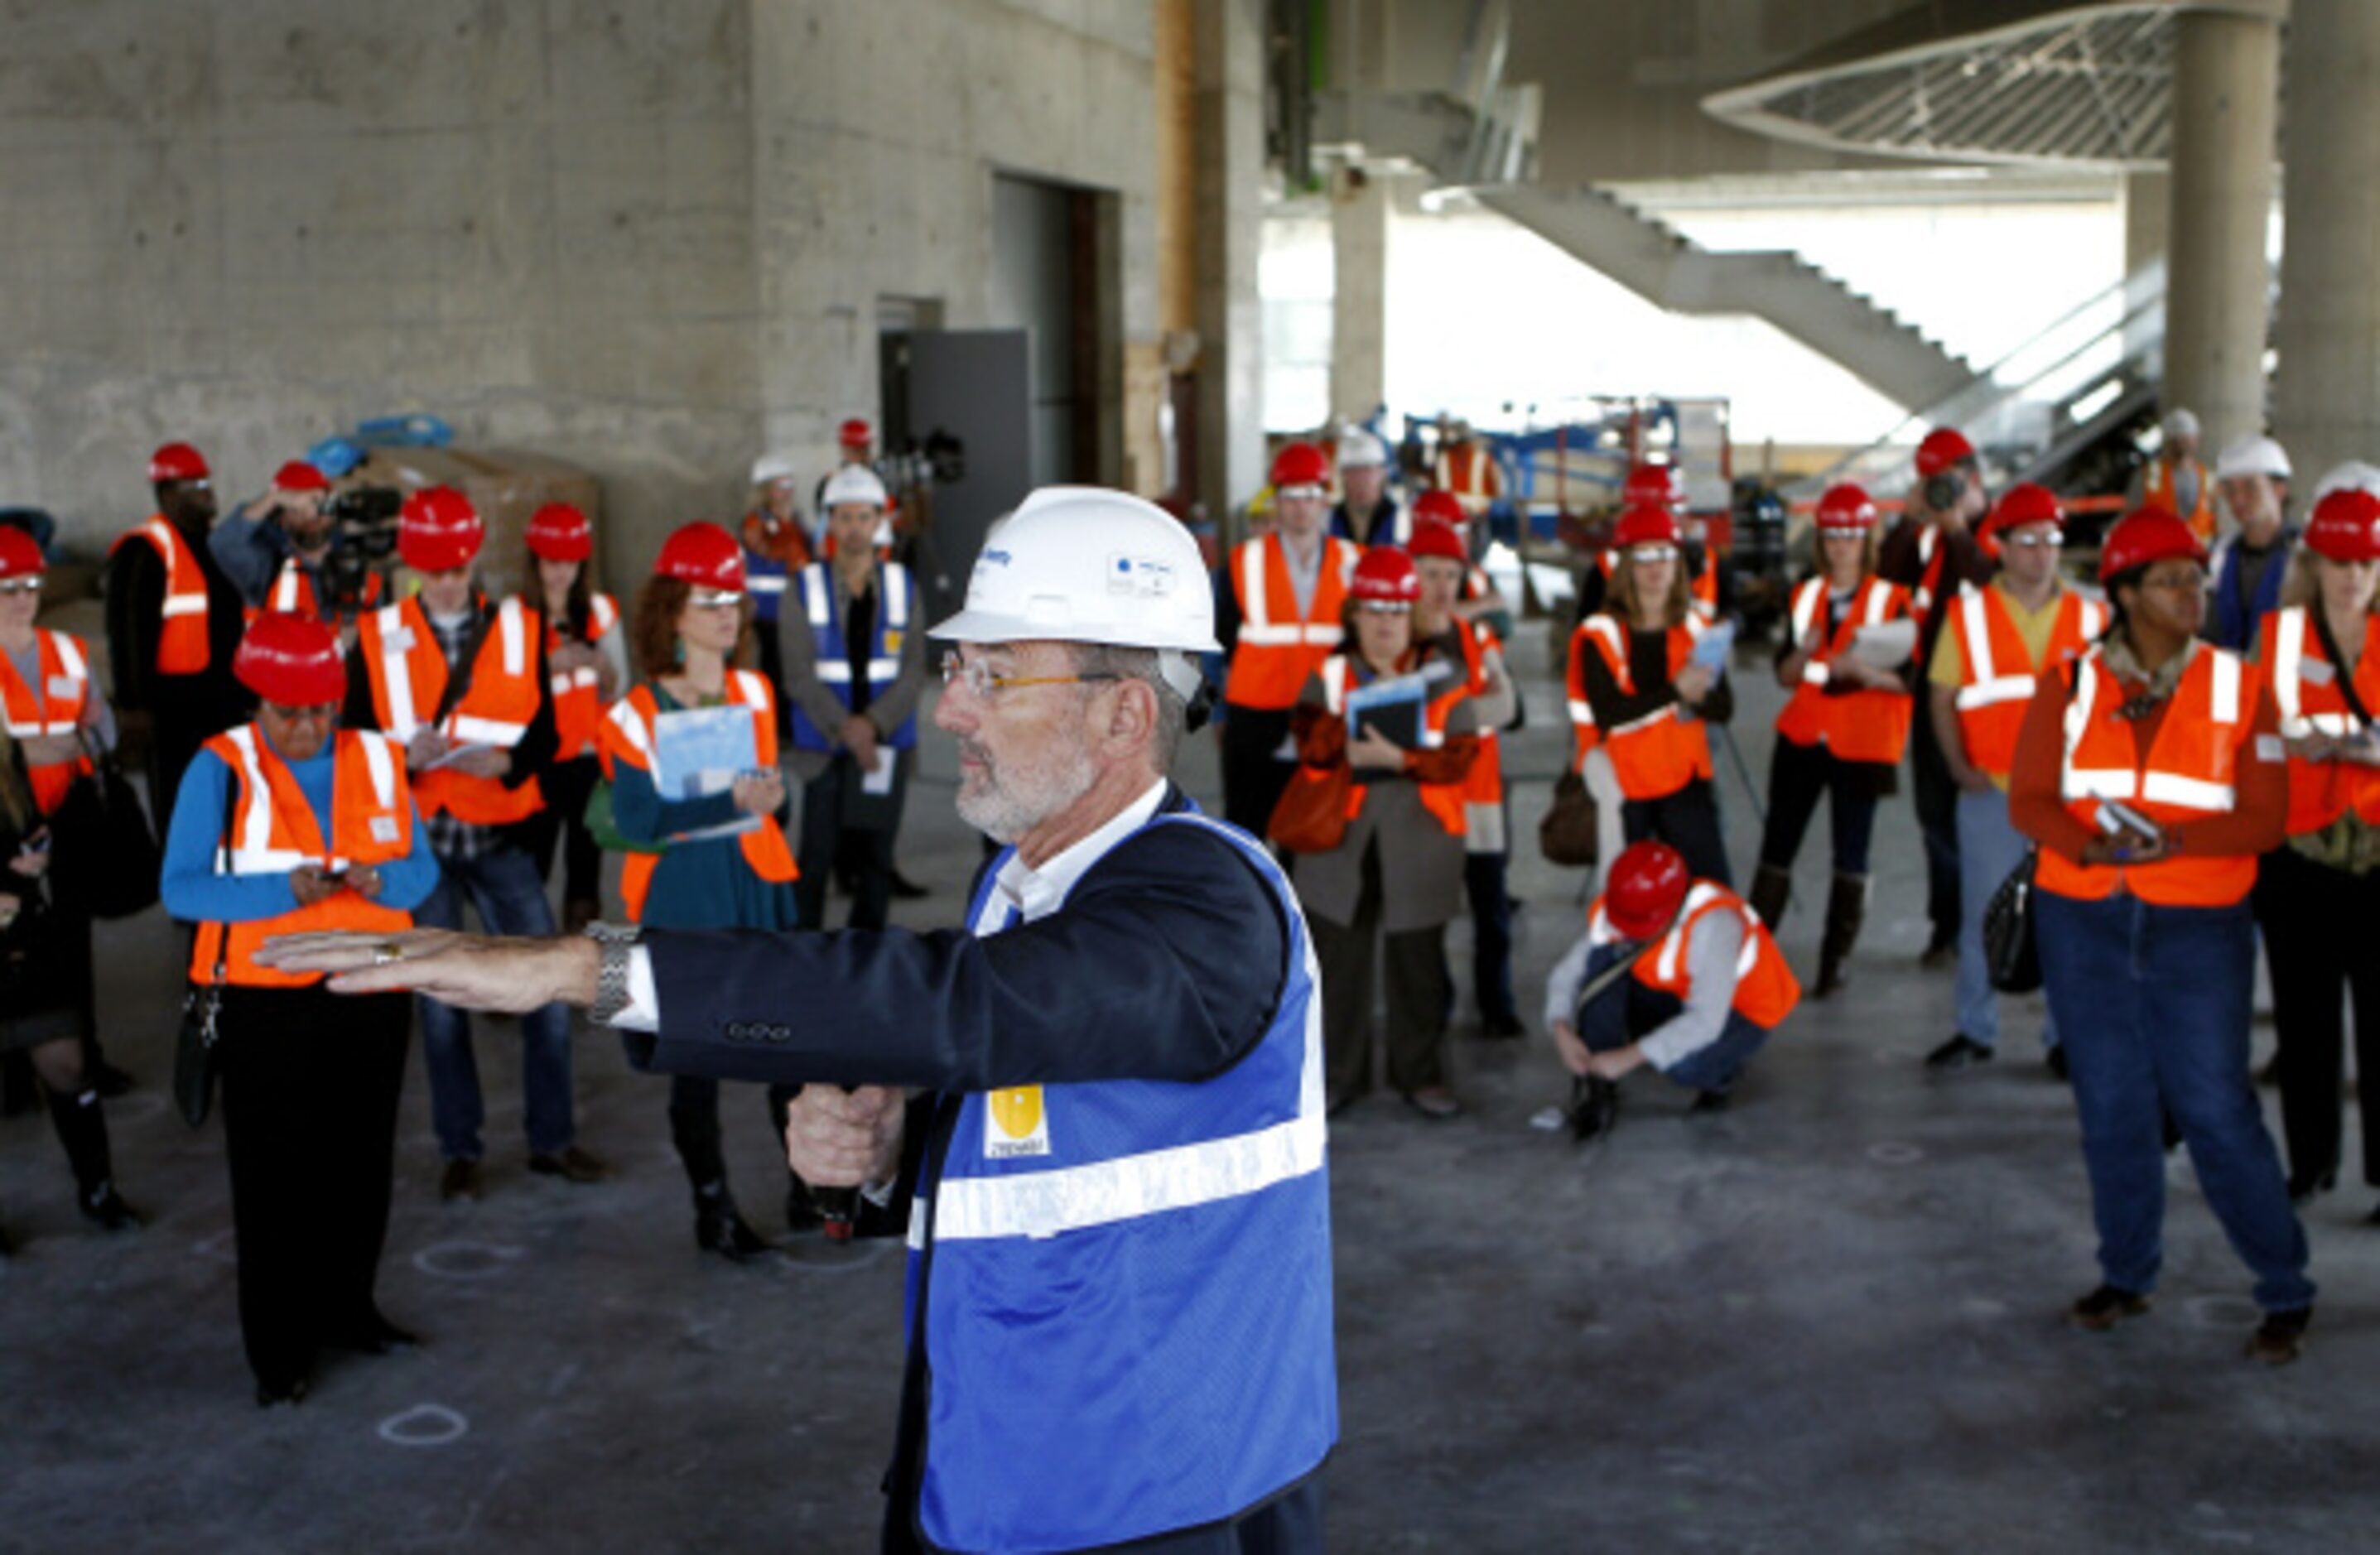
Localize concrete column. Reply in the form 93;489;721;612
2274;0;2380;488
2161;9;2280;455
1330;167;1391;426
1194;0;1266;519
2122;171;2169;366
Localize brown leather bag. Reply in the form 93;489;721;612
1268;763;1352;855
1538;768;1600;867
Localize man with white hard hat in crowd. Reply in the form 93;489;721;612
1329;429;1404;546
262;485;1337;1554
742;450;815;733
2131;407;2217;542
2204;434;2297;652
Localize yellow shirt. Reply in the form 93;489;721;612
1928;581;2070;790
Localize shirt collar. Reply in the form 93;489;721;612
993;778;1168;926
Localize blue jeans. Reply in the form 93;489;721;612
2035;890;2314;1313
1657;1011;1772;1095
415;844;575;1161
1954;787;2059;1052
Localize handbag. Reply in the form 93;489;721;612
1983;849;2042;994
582;778;666;855
1538;767;1600;867
1267;763;1351;855
45;730;161;921
174;775;239;1129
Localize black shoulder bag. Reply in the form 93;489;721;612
1982;657;2085;995
46;727;161;921
172;773;239;1129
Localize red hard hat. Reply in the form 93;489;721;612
0;526;45;580
2098;508;2208;583
1604;840;1690;942
1410;489;1467;528
148;441;210;484
1986;483;2062;538
397;486;485;572
235;611;349;707
654;522;746;590
2305;488;2380;562
1270;441;1331;494
838;417;873;448
1622;463;1684;511
1407;516;1467;565
1349;546;1420;604
1915;428;1977;479
1814;483;1879;533
272;460;330;493
1612;503;1682;551
526;503;594;562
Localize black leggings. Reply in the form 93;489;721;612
2254;847;2380;1187
521;755;603;907
1758;738;1882;876
1620;779;1732;887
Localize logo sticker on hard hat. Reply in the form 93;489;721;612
985;1086;1050;1158
1108;554;1177;597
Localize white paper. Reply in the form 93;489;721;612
1848;618;1917;669
861;746;898;797
422;742;499;772
1689;619;1736;673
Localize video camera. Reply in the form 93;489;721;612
316;485;402;614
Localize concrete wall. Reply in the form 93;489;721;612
0;0;1161;593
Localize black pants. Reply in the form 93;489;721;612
1620;778;1732;888
1309;837;1451;1097
1758;739;1882;876
1462;850;1517;1022
668;1072;802;1194
147;703;219;850
520;754;603;908
216;985;410;1392
1221;707;1295;840
799;753;902;932
2254;848;2380;1187
1909;722;1960;943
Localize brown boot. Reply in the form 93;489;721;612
1814;872;1867;999
1747;864;1792;930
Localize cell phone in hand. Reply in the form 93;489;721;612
2096;797;2163;845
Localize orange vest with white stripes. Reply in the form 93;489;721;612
1949;585;2104;779
255;558;385;624
2035;643;2262;908
1449;617;1506;851
1306;654;1471;837
1572;614;1714;799
186;725;417;988
1774;575;1916;764
110;516;210;673
598;675;797;922
0;628;95;814
2143;458;2218;542
356;595;547;826
2259;604;2380;835
549;594;621;763
1225;533;1359;710
1587;880;1799;1031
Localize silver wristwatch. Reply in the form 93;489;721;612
583;921;643;1027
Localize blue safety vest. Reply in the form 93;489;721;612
911;806;1337;1552
786;561;918;753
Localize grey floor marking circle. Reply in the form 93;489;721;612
1867;1142;1925;1165
412;1242;527;1280
378;1403;468;1447
2182;1293;2262;1331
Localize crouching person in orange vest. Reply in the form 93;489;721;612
160;612;441;1405
1544;840;1800;1139
344;487;602;1202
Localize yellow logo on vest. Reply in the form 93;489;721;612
985;1086;1050;1159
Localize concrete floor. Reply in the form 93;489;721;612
3;622;2374;1553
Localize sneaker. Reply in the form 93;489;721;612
2065;1284;2151;1331
1568;1076;1620;1142
528;1146;607;1184
439;1158;483;1202
2246;1307;2311;1365
79;1182;142;1231
1924;1034;1996;1071
1688;1090;1731;1115
1402;1086;1462;1121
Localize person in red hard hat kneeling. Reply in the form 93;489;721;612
1545;840;1800;1139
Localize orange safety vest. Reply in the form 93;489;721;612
109;516;211;673
1774;575;1916;764
1573;613;1714;800
356;595;547;826
548;593;621;763
2260;604;2380;835
0;628;95;814
1225;533;1359;710
253;558;384;624
1564;617;1602;765
1586;880;1800;1032
1302;653;1471;837
1449;618;1506;851
1433;444;1501;511
2035;643;2262;908
1949;585;2105;780
2143;457;2218;542
598;675;797;922
187;725;416;988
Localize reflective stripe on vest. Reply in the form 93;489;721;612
600;677;795;920
788;561;917;752
363;596;544;825
1226;536;1357;710
0;629;95;814
1587;880;1800;1031
113;517;210;672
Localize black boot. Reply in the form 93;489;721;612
1814;873;1868;999
1;1051;35;1117
47;1089;140;1230
1747;864;1792;931
692;1180;768;1262
1568;1076;1620;1142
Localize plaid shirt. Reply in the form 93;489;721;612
422;608;499;864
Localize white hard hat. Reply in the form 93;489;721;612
2312;460;2380;503
2214;435;2291;483
821;464;889;511
2161;407;2200;441
751;451;799;486
932;486;1218;697
1338;429;1386;469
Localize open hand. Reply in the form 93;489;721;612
254;928;599;1010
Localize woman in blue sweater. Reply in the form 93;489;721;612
161;613;439;1405
598;523;801;1259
